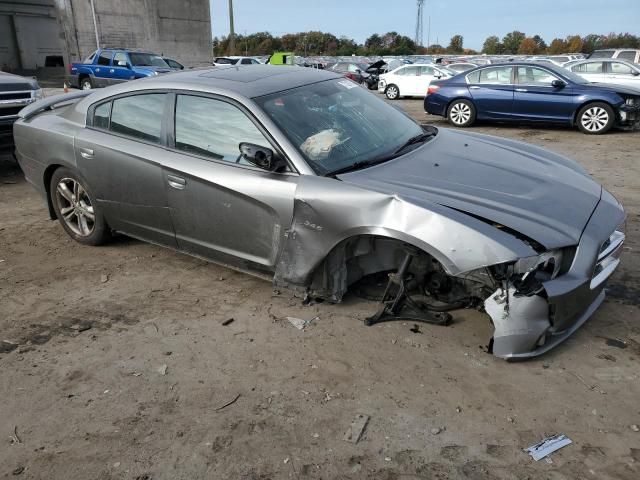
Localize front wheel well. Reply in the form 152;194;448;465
572;100;615;125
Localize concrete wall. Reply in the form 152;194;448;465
54;0;212;67
0;0;65;70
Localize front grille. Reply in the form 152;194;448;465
591;229;625;289
0;83;32;92
0;106;23;117
0;91;31;101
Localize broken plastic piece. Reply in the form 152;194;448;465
343;413;370;444
524;434;572;461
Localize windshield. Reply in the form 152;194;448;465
129;53;168;67
255;79;425;175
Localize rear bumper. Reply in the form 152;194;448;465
424;95;447;116
66;74;80;88
488;189;625;359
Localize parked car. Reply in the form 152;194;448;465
213;56;261;66
14;66;626;359
425;62;640;134
0;72;43;152
589;49;640;64
378;64;454;99
68;49;174;90
364;60;387;90
567;59;640;88
163;58;184;70
328;62;370;84
446;62;478;73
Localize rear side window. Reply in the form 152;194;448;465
402;66;420;76
174;95;270;164
572;62;603;73
110;94;166;143
477;66;512;84
420;66;435;75
590;50;614;58
610;62;634;74
93;102;111;129
97;51;112;66
617;51;636;62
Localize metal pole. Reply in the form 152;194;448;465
427;16;431;52
228;0;235;55
89;0;100;49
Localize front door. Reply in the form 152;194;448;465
467;65;514;119
162;93;297;271
606;61;640;88
111;52;135;84
75;92;177;247
512;66;575;123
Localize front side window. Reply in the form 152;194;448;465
477;66;513;84
174;95;271;164
113;52;128;66
97;51;112;66
110;94;165;143
255;79;425;175
610;62;634;74
516;66;558;85
573;62;603;73
93;102;111;129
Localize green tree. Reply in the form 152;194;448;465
518;37;538;55
565;35;583;53
482;35;502;54
502;31;526;54
532;35;547;53
447;34;464;53
547;38;568;54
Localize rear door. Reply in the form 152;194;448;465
466;65;514;119
416;66;436;97
92;50;114;87
76;92;177;247
161;93;298;271
396;66;421;96
512;66;575;123
570;61;605;83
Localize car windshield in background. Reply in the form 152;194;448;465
129;53;168;67
255;79;426;175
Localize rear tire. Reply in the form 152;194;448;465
576;102;614;134
385;84;400;100
80;77;93;90
447;99;476;127
50;167;109;246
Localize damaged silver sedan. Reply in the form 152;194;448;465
14;66;625;359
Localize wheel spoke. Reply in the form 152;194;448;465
78;213;88;235
57;183;74;203
60;206;74;215
83;206;95;222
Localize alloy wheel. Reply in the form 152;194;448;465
581;107;609;132
386;86;398;99
450;102;471;125
55;178;96;237
81;81;92;90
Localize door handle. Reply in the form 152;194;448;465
469;86;480;89
167;174;186;190
79;147;94;159
109;69;114;73
515;88;528;92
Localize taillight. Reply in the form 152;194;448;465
427;85;440;95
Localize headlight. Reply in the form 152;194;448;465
33;88;44;100
625;97;638;106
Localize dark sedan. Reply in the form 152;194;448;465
424;62;640;134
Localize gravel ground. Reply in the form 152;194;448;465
0;88;639;479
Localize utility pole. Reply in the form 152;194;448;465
427;16;431;52
228;0;235;55
414;0;425;47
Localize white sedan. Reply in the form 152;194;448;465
567;59;640;89
378;64;455;99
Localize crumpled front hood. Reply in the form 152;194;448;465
339;129;602;249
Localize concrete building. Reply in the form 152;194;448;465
0;0;212;71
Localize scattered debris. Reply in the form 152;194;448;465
524;434;572;461
410;324;422;334
221;318;234;326
9;426;22;445
12;466;24;476
157;365;168;375
343;414;370;444
430;427;442;435
631;424;639;432
312;432;319;438
286;316;318;330
384;457;391;462
132;372;142;377
507;416;515;423
455;406;462;413
100;274;109;283
596;353;617;362
0;340;18;354
605;338;627;349
113;462;121;468
214;393;241;411
71;322;92;333
283;457;290;464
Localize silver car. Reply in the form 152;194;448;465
14;66;625;359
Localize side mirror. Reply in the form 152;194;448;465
551;79;566;88
632;70;640;76
239;142;285;171
117;60;128;67
434;74;442;79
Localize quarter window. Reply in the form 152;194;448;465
93;102;111;129
97;51;112;66
174;95;271;164
516;67;558;85
110;94;165;143
610;62;634;74
477;66;513;84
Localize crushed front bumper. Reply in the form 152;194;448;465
617;103;640;130
486;189;625;359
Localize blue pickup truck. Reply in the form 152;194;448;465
68;49;175;90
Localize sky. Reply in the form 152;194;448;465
210;0;639;50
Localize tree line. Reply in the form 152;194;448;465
214;31;640;57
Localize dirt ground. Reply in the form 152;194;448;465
1;90;639;480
